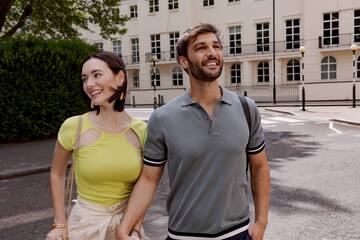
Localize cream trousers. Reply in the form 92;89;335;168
68;197;129;240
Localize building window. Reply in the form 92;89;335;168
94;42;103;51
169;0;179;10
203;0;214;7
256;22;270;52
229;0;240;2
286;19;300;50
172;66;183;86
321;56;337;80
151;68;160;87
230;63;241;84
357;56;360;78
169;32;179;59
151;34;161;60
286;59;300;81
112;40;121;56
130;5;138;18
257;61;270;83
229;26;241;55
355;10;360;43
131;38;139;64
323;12;339;46
133;71;139;88
149;0;159;13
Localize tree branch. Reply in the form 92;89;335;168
3;1;33;37
0;0;13;32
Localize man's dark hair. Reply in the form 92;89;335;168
80;51;127;114
176;23;222;62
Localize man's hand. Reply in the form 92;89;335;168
115;227;131;240
248;222;267;240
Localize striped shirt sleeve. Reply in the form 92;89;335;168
246;98;266;155
143;110;167;166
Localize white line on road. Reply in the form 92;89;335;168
261;120;277;124
263;125;277;128
329;122;342;134
289;123;305;126
269;116;304;123
0;208;52;230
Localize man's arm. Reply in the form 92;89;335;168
116;165;164;240
248;149;270;240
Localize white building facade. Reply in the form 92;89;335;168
80;0;360;105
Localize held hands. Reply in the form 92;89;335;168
116;227;142;240
248;222;267;240
45;228;66;240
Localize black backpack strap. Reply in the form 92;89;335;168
238;95;252;174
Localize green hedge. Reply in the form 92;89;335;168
0;38;97;142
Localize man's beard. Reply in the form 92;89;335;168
187;58;223;82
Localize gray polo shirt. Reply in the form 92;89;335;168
144;86;265;239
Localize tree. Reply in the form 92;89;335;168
0;0;129;39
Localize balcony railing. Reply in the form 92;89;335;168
145;51;177;63
144;40;304;63
222;40;304;57
318;33;360;49
121;55;140;65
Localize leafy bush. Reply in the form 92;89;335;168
0;38;97;142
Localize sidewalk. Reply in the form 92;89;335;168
0;106;359;180
264;105;360;126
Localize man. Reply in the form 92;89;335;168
117;23;270;240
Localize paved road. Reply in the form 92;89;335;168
1;110;360;239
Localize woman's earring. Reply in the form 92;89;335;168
119;92;124;101
91;102;94;108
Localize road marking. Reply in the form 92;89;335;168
0;208;52;230
315;121;328;124
289;123;305;126
329;122;342;134
263;125;277;128
269;116;303;123
261;119;277;124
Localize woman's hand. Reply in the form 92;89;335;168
45;228;66;240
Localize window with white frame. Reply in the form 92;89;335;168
203;0;214;7
286;19;300;50
230;63;241;84
357;56;360;78
256;22;270;52
172;66;183;86
355;10;360;43
323;12;339;46
112;40;122;56
321;56;337;80
151;68;160;87
229;26;241;55
131;38;139;64
286;59;300;81
151;34;161;59
94;42;103;51
257;61;270;83
169;32;179;59
133;70;139;88
130;5;138;18
149;0;159;13
169;0;178;10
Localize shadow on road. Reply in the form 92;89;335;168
264;131;351;215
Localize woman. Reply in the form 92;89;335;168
46;51;147;240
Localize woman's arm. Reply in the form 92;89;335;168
46;141;71;239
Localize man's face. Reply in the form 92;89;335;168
184;32;223;82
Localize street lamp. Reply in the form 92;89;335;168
351;43;358;108
151;55;158;109
299;46;306;111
